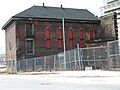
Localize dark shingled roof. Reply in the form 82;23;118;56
14;6;96;20
2;6;98;30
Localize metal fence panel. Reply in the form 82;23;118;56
35;57;44;71
108;40;120;68
7;43;115;73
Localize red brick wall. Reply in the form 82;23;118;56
15;19;102;59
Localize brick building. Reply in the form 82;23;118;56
2;5;117;64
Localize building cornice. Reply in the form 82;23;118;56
2;17;100;30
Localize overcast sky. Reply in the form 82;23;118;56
0;0;104;54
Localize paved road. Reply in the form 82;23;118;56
0;71;120;90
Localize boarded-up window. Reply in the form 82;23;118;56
45;39;51;48
57;39;63;48
80;40;85;47
68;28;74;39
45;27;51;39
69;40;74;48
56;27;63;39
26;23;34;36
89;29;95;40
79;28;84;39
26;39;34;54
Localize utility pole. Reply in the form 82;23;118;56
62;18;66;70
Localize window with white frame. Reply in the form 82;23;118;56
26;39;34;54
26;23;34;36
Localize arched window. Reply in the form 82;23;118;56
44;27;51;48
69;40;74;48
79;28;84;39
89;29;95;40
45;39;51;48
68;28;74;48
68;28;74;39
56;27;63;39
80;40;85;47
56;27;63;48
57;39;63;48
45;27;51;39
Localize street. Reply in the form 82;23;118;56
0;71;120;90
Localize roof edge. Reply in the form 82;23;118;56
2;17;100;30
2;17;18;30
12;16;100;21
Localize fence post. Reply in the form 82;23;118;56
74;50;77;70
93;47;96;70
14;59;17;73
58;54;61;71
53;55;56;71
44;56;46;71
18;60;21;71
68;51;71;70
107;42;111;70
34;58;36;71
26;59;28;71
77;44;84;70
77;44;81;70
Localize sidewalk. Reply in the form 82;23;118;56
17;71;60;75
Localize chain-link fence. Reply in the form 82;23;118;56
82;46;108;70
54;46;108;71
7;45;109;73
17;56;55;72
108;40;120;69
7;39;120;73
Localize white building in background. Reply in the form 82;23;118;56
0;54;6;67
100;0;120;39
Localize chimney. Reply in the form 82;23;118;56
61;4;62;8
43;3;45;7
